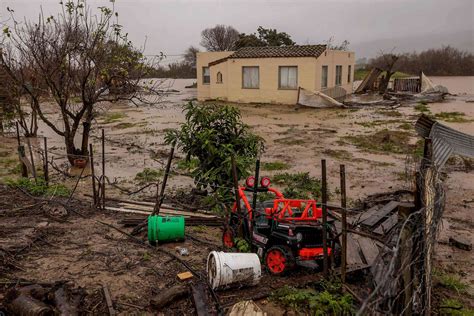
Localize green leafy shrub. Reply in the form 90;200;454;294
165;102;264;210
6;177;70;197
261;161;289;171
271;284;354;315
234;237;250;252
439;298;474;316
273;172;323;200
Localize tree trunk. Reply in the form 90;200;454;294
81;121;91;157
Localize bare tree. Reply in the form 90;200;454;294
200;25;239;51
183;45;200;68
372;51;400;93
326;37;350;51
1;1;161;165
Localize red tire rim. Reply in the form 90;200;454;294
223;230;234;248
266;249;286;274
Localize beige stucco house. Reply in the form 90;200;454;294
196;45;355;104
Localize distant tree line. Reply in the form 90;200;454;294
368;46;474;76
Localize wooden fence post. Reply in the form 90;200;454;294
89;143;97;207
16;122;28;177
340;164;347;283
101;129;106;210
321;159;329;277
43;137;49;185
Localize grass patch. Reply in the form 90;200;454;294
414;102;430;113
103;112;126;124
433;112;471;123
356;119;406;128
6;177;70;197
135;168;163;183
344;129;417;155
273;172;323;199
261;161;290;171
398;122;413;130
113;122;138;129
434;271;470;294
439;298;474;316
322;149;352;160
375;109;403;117
275;137;306;145
271;281;354;315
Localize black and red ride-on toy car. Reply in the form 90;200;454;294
222;176;340;275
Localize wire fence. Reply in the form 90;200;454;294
3;126;451;315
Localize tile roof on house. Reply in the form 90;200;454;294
208;44;327;66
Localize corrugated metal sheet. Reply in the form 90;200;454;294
415;114;474;168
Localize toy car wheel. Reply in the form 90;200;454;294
265;245;295;275
222;227;235;248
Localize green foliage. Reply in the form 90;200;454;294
135;168;163;183
375;110;402;117
261;161;290;171
6;177;70;197
234;26;295;48
165;102;264;210
273;172;323;200
439;298;474;316
176;157;200;171
433;112;470;123
234;237;251;252
344;129;418;156
434;271;469;294
271;283;354;316
414;102;430;113
142;252;151;261
103;112;126;124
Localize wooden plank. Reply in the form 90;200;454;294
353;235;380;265
361;201;399;228
119;203;217;218
374;213;398;235
191;283;210;316
102;283;116;316
345;234;364;265
350;204;382;225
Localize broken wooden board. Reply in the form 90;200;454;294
353;234;380;265
351;204;382;225
449;236;472;251
361;201;399;228
345;234;365;266
374;213;398;235
191;283;210;316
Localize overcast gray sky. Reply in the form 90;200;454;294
2;0;473;61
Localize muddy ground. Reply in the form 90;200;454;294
0;77;473;314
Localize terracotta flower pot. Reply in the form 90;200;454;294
73;158;87;168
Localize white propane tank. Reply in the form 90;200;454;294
207;251;261;290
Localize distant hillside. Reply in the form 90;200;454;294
352;29;473;59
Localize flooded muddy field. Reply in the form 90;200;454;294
1;76;473;313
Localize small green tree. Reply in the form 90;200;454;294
234;26;296;49
165;102;264;209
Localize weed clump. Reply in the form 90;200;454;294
261;161;290;171
433;112;470;123
273;172;322;199
271;281;354;315
6;177;70;197
135;168;163;183
344;129;416;155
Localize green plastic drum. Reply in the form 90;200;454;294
148;215;185;244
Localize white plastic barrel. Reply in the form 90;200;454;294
207;251;261;290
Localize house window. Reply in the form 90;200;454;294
216;72;223;84
348;65;352;83
242;66;259;89
202;67;210;85
279;66;298;89
335;65;342;86
321;65;328;89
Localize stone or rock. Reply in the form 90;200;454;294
449;236;472;251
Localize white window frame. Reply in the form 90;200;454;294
202;67;210;85
321;65;328;89
335;65;342;86
242;66;259;89
278;66;298;90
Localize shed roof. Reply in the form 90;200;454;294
208;44;327;66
